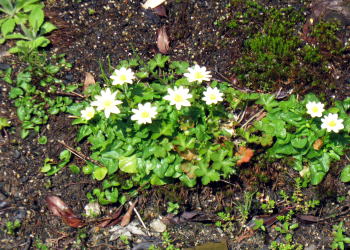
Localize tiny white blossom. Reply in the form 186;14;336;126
131;102;158;125
81;106;95;120
91;88;122;118
110;67;135;85
163;86;192;110
321;113;344;133
306;101;324;118
184;65;211;83
84;202;101;218
202;87;224;105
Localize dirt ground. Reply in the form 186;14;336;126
0;0;350;249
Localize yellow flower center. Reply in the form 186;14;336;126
140;111;150;118
328;120;336;127
174;94;184;103
194;72;204;80
87;111;94;118
103;100;113;108
119;74;127;81
209;94;217;100
312;107;319;113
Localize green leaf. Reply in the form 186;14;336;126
291;137;308;149
310;162;326;185
179;174;197;187
1;18;15;36
119;155;138;173
150;175;167;185
38;135;47;144
31;36;50;49
9;87;23;99
29;6;44;32
169;61;190;74
69;164;80;174
17;106;27;121
59;149;71;162
93;167;108;181
40;21;56;34
256;94;277;111
340;165;350;182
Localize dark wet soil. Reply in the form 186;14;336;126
0;0;350;249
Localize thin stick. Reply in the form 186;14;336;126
129;201;149;234
241;109;265;129
54;91;85;98
214;70;251;93
57;140;103;167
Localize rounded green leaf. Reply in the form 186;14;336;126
119;155;138;174
291;137;307;149
93;167;108;181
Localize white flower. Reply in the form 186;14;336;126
81;106;95;120
163;86;192;110
131;102;158;124
110;67;135;85
306;101;324;117
321;113;344;133
202;86;224;105
184;65;211;83
84;202;101;218
91;88;122;118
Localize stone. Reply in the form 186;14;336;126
150;218;166;233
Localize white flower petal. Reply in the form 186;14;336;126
321;113;344;133
306;101;324;118
184;65;212;83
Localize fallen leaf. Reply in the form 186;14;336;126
296;214;320;223
83;72;95;92
46;195;85;228
236;147;254;166
121;200;138;227
157;26;170;54
162;211;217;224
153;5;167;17
142;0;166;9
313;139;323;150
97;206;123;228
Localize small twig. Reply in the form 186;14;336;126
130;201;149;234
46;231;69;247
241;109;265;129
237;104;248;124
53;91;85;98
67;115;80;119
58;140;103;167
214;70;251;92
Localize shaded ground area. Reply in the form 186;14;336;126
0;0;350;249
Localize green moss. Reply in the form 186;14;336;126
224;0;345;92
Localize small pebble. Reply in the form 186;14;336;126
150;218;166;233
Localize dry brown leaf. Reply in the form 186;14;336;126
120;200;138;227
157;26;170;54
236;147;254;166
142;0;166;9
313;139;323;150
46;195;85;228
96;206;123;228
83;72;95;92
153;5;167;17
